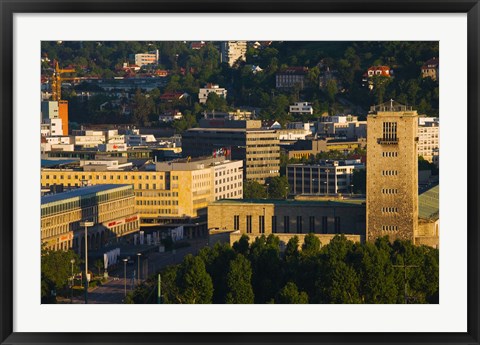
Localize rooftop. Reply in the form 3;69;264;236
418;184;439;220
211;198;364;207
41;184;132;205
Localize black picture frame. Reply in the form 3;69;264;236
1;1;479;344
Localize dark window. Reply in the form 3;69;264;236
272;216;277;233
309;216;315;233
322;216;328;234
234;215;239;230
284;216;290;233
246;215;252;233
259;215;265;234
334;217;341;234
296;216;302;234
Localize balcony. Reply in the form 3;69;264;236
377;138;399;145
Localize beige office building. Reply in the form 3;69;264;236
366;100;419;242
41;184;139;253
41;157;243;231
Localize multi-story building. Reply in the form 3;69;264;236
287;159;364;196
417;117;439;165
208;199;365;247
286;138;367;160
134;50;159;67
41;157;243;236
182;121;280;184
421;57;439;81
198;84;228;104
317;115;367;139
276;67;309;89
289;102;314;115
41;184;140;253
220;41;247;67
41;100;69;136
366;100;418;242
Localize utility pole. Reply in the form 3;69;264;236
393;262;418;304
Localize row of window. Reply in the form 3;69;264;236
382;188;399;194
382;170;398;176
381;207;399;213
236;215;341;234
382;225;398;231
382;152;398;157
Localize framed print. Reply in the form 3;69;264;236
1;1;479;344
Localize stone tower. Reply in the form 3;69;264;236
366;100;418;242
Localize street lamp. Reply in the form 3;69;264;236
70;258;75;304
79;221;94;304
137;253;142;284
350;184;354;197
123;258;128;297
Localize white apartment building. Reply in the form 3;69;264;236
220;41;247;67
289;102;314;115
198;84;228;104
417;117;439;165
213;160;244;201
41;118;63;137
134;50;159;67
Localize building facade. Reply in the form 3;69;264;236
276;67;308;89
287;160;363;196
421;57;439;81
41;157;243;230
134;50;159;67
417;117;439;165
366;100;419;242
182;125;280;184
220;41;247;67
198;84;228;104
208;199;365;247
289;102;314;115
41;184;140;253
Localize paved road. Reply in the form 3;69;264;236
71;238;211;304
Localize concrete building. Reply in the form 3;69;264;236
41;157;243;236
287;159;364;196
317;115;367;139
134;50;159;67
198;84;227;104
41;100;69;136
289;102;314;115
417;117;439;165
208;199;365;247
366;100;418;242
41;184;140;253
182;121;280;184
220;41;247;67
276;67;308;89
286;138;367;160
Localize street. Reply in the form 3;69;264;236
70;237;211;304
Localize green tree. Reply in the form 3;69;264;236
302;233;321;256
243;180;267;199
94;259;104;276
175;254;213;304
275;282;308;304
131;89;154;126
226;254;254;304
41;247;79;302
233;234;250;256
265;176;289;199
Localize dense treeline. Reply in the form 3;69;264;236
126;234;439;304
42;41;439;127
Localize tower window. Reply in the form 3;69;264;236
383;122;398;141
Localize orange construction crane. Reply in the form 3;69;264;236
51;59;75;101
